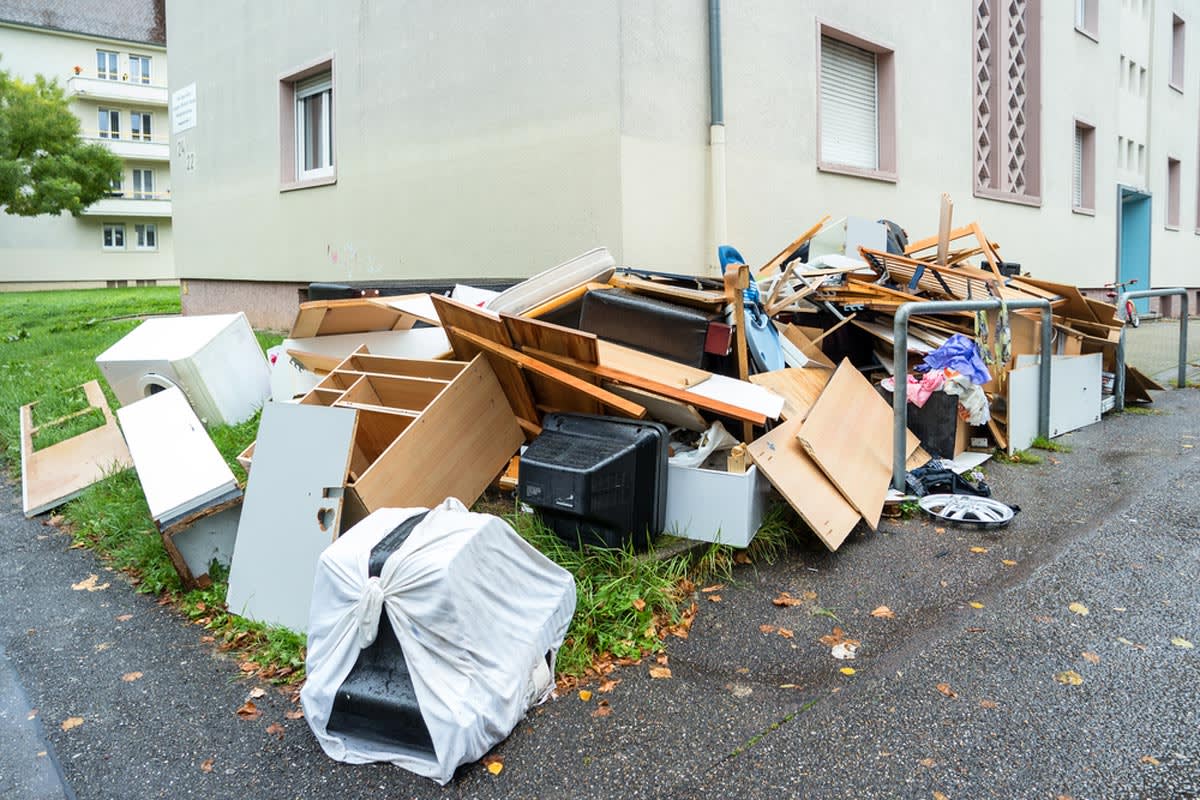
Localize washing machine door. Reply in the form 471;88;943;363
137;372;184;399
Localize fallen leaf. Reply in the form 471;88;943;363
597;677;620;693
656;654;669;666
482;755;504;775
980;699;999;709
1140;755;1161;766
773;591;806;607
60;716;84;731
1001;559;1017;566
592;700;612;718
116;614;133;622
966;627;987;633
71;574;110;592
265;723;284;739
248;687;267;699
26;710;36;720
830;642;857;659
200;635;215;643
918;758;936;768
933;792;949;800
1068;602;1089;616
759;624;777;634
968;601;984;609
700;584;724;593
1033;615;1053;624
578;690;593;702
839;667;856;676
819;627;860;648
649;666;672;679
969;546;989;554
1082;651;1101;665
631;598;646;612
238;661;259;673
707;594;722;603
935;527;946;534
678;577;696;594
1171;637;1194;649
870;605;896;619
733;551;752;565
93;642;112;653
285;708;304;720
235;701;261;720
200;758;214;773
121;671;143;683
777;627;795;639
1054;670;1084;686
935;683;957;698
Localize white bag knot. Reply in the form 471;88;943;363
355;576;385;649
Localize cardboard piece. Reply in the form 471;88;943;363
20;380;133;517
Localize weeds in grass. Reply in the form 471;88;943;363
1030;435;1072;453
997;448;1043;465
32;407;105;451
1124;405;1162;415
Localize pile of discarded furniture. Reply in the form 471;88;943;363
17;195;1149;782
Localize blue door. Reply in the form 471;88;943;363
1118;187;1152;314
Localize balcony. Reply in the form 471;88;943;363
80;190;172;218
66;73;168;107
81;133;169;162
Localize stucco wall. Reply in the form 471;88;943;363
166;2;623;285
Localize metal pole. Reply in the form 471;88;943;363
1117;288;1189;401
891;298;1054;491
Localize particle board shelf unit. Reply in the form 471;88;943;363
298;347;523;525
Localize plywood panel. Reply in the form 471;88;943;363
595;340;711;388
289;298;417;338
796;359;914;531
501;313;599;363
746;415;860;551
20;381;133;517
749;367;832;421
225;402;357;633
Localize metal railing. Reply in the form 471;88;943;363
1114;288;1190;410
891;298;1054;491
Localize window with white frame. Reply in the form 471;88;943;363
108;175;123;197
130;112;152;141
134;223;158;250
102;223;125;250
129;55;151;84
132;169;154;199
98;108;120;139
1073;121;1095;212
816;27;896;179
97;50;118;80
295;73;334;179
1171;15;1186;90
1167;157;1182;228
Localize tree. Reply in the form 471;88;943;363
0;65;122;217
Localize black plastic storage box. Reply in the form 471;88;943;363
327;511;435;756
519;414;668;550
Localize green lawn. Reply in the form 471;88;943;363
0;287;785;682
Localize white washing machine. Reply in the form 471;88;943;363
96;313;271;426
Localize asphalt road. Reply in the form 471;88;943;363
1;388;1197;799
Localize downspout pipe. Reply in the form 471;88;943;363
709;0;728;276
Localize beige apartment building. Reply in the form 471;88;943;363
0;1;173;289
166;1;1200;328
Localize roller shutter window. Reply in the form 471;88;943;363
820;35;878;170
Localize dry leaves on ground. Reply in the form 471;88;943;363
648;666;672;679
597;677;620;693
1068;602;1089;616
733;551;752;565
980;699;999;709
933;792;949;800
71;574;110;592
969;546;988;554
1171;637;1194;649
968;601;985;609
592;700;612;718
1054;670;1084;686
777;627;795;639
1082;651;1101;665
773;591;806;607
578;690;593;702
482;755;504;776
918;758;936;768
1140;755;1161;766
200;758;214;773
935;683;957;698
265;723;284;740
285;708;304;720
818;627;860;648
870;606;896;619
61;716;83;731
1001;559;1018;566
121;672;142;683
115;614;133;622
248;687;266;699
700;584;724;594
839;667;856;676
707;594;722;603
235;701;262;720
631;598;646;612
759;624;776;634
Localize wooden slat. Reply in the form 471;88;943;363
904;224;975;256
501;313;599;363
780;324;836;369
451;329;647;419
747;414;861;551
290;298;417;338
430;294;540;425
796;360;918;531
757;215;832;275
608;275;727;310
596;340;711;388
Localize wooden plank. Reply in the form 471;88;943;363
20;380;133;517
595;340;712;388
289;298;417;338
780;324;837;369
936;193;953;266
746;415;861;551
731;264;753;440
608;275;727;310
757;215;832;275
749;367;832;422
452;329;648;419
1013;276;1098;323
368;294;441;326
797;359;916;531
226;402;358;632
350;355;524;512
904;224;975;256
430;294;540;425
343;352;466;380
501;313;599;363
600;382;708;431
523;345;767;426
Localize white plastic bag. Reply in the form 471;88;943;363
668;421;740;469
301;498;576;784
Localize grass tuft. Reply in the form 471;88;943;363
997;448;1043;465
1030;435;1072;453
1124;405;1162;416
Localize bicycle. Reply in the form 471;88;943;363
1105;278;1140;328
